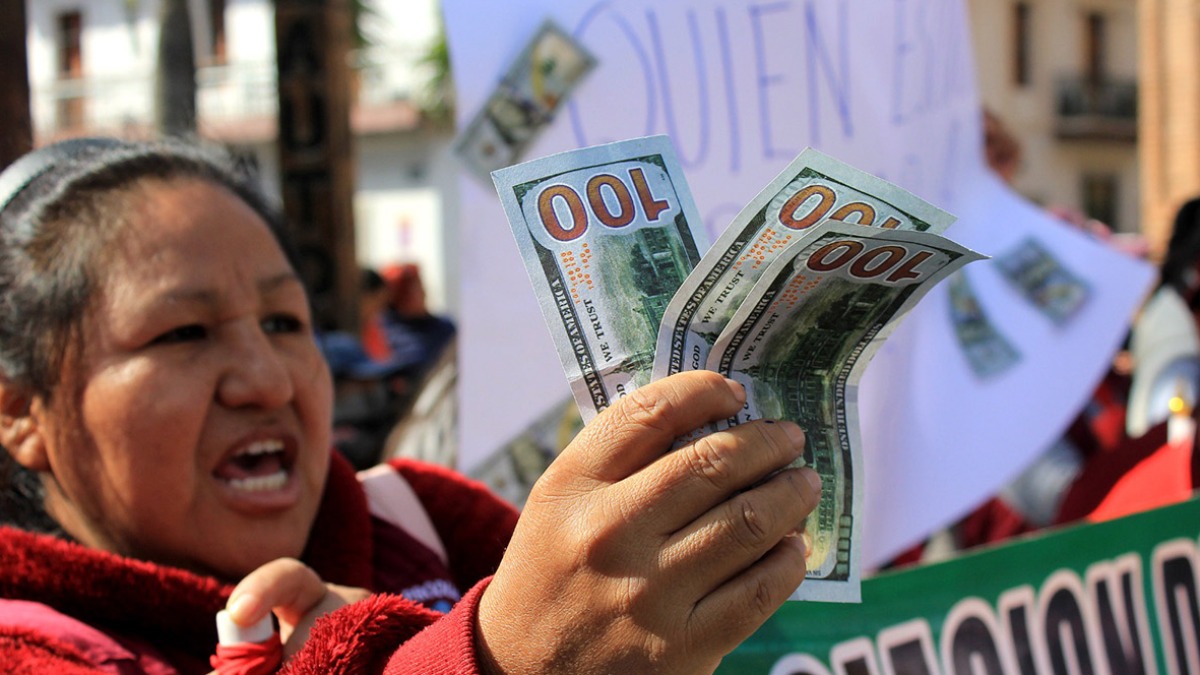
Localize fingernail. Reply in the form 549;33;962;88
227;593;261;623
800;467;822;492
724;377;745;403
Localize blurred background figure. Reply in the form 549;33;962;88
1158;197;1200;311
1124;198;1200;440
982;108;1021;186
987;108;1148;255
319;325;409;471
318;264;461;470
368;263;457;377
323;264;460;471
358;267;393;357
319;265;458;470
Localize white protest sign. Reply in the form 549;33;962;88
859;173;1153;561
444;0;1155;566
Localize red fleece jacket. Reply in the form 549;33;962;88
0;454;518;674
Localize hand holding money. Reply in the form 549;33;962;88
706;221;982;600
491;137;982;604
477;371;822;674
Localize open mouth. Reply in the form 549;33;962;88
214;439;295;493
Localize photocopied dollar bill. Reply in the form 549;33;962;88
492;136;708;421
994;236;1090;326
652;148;956;382
948;270;1022;378
707;220;985;602
456;19;596;181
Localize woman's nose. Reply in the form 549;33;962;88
216;325;294;410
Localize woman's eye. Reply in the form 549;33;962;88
152;325;207;344
262;314;304;334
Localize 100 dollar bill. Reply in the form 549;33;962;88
708;220;984;602
493;136;707;421
653;148;955;381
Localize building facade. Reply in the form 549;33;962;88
24;0;461;313
968;0;1140;238
26;0;1155;311
1140;0;1200;256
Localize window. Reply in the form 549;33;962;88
210;0;227;63
1013;2;1032;86
1084;12;1107;84
57;11;82;78
56;11;83;129
1082;173;1119;230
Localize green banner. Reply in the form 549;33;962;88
722;497;1200;674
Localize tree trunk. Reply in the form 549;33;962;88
275;0;359;333
0;0;33;168
155;0;197;136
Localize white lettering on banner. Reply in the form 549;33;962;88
878;620;938;675
1152;538;1200;675
1036;569;1106;674
1085;554;1157;675
769;653;833;675
940;598;1014;675
771;542;1196;675
829;637;881;675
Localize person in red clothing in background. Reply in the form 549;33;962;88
359;267;392;360
1053;197;1200;522
0;137;822;674
363;263;457;380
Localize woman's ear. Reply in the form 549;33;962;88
0;381;49;472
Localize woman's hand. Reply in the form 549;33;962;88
224;558;370;659
477;371;822;675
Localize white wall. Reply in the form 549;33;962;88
354;130;460;315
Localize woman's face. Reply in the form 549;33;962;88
36;177;333;579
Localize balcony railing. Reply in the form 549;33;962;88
31;43;434;141
1055;75;1137;142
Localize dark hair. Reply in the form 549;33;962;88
0;136;300;531
361;267;386;293
1161;197;1200;304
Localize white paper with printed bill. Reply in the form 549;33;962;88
455;20;597;182
493;136;709;421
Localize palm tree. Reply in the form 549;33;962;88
274;0;359;332
417;13;453;124
349;0;376;50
